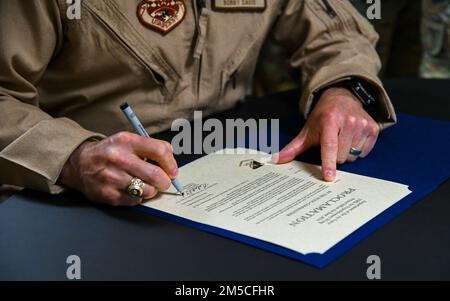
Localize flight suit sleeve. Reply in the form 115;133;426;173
272;0;397;129
0;0;104;194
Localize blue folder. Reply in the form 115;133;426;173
137;113;450;268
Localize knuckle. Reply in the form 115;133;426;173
154;143;169;158
99;169;116;184
322;141;338;150
113;132;133;145
148;167;170;190
105;148;127;166
370;124;380;136
149;166;164;181
345;116;357;128
163;141;173;152
104;146;118;160
360;118;369;129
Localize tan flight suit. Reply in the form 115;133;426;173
0;0;396;200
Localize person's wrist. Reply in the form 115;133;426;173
59;140;95;189
319;87;363;108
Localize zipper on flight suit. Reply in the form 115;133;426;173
193;0;206;104
322;0;337;18
197;0;206;12
230;69;238;90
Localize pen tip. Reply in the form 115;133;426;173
181;192;185;196
120;102;129;110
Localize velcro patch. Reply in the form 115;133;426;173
137;0;186;34
212;0;266;12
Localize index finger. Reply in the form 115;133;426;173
131;136;178;179
320;124;339;182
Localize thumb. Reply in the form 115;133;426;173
272;128;310;164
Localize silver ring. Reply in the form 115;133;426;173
349;147;363;157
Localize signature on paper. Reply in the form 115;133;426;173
182;183;208;197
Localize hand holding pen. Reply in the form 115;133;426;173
121;102;184;197
58;106;183;206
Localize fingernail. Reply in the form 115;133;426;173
325;169;335;180
172;168;179;178
271;153;280;164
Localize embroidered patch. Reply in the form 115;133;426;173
212;0;266;12
137;0;186;34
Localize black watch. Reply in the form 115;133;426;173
314;78;377;111
344;79;376;109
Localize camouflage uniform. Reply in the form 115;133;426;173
421;0;450;78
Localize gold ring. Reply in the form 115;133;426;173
126;177;145;198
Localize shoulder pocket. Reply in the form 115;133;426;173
82;1;178;101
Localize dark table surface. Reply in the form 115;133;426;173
1;79;449;281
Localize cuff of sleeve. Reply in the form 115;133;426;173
0;118;105;194
300;66;397;130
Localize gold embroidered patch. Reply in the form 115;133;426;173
137;0;186;34
212;0;266;12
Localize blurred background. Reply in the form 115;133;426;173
253;0;450;97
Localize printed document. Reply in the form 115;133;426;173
142;148;411;255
